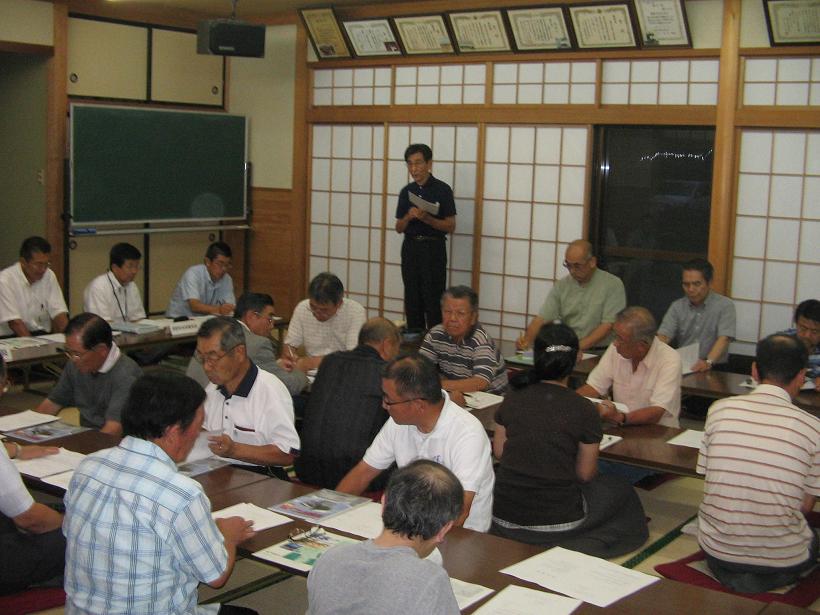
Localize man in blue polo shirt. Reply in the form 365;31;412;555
167;241;236;318
395;143;456;332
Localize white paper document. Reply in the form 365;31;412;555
183;430;223;464
599;434;623;451
0;410;58;432
666;429;704;449
41;470;75;490
13;448;86;478
318;501;383;538
450;578;495;611
464;391;505;410
500;546;659;607
408;191;440;216
212;502;292;531
583;397;629;413
676;343;700;375
472;584;581;615
34;333;65;344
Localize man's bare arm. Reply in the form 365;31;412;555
336;461;382;495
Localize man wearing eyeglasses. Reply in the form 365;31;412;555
517;240;625;352
281;272;366;373
0;236;68;337
35;313;142;436
783;299;820;392
336;354;494;532
166;241;236;318
196;317;299;475
186;292;307;396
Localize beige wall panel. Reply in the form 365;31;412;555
68;234;145;315
151;29;223;106
67;18;148;100
147;231;214;314
0;0;52;46
228;25;295;189
740;0;771;47
686;0;723;48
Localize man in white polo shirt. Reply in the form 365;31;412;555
83;242;146;323
195;316;299;477
336;354;494;532
0;236;68;337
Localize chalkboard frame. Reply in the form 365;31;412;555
69;104;248;226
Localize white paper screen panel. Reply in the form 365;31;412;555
743;58;820;107
730;129;820;356
480;125;590;352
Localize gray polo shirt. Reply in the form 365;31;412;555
658;291;736;363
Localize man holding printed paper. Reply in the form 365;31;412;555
395;143;456;332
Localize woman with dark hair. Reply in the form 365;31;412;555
490;323;648;557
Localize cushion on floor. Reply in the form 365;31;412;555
0;587;66;615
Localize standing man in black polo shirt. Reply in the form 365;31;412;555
395;144;457;332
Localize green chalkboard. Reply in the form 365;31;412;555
70;104;247;224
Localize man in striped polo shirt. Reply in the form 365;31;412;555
419;286;507;406
697;334;819;593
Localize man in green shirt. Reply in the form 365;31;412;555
518;240;626;351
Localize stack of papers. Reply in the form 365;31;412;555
271;489;371;522
0;337;50;361
13;448;86;479
500;546;658;607
464;391;504;410
177;430;230;477
111;321;164;334
473;585;581;615
5;420;89;443
318;501;383;538
0;410;57;432
212;503;292;531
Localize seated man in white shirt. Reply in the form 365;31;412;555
336;354;495;532
83;242;146;323
0;236;68;337
166;241;236;318
280;272;366;373
577;306;682;429
196;316;300;478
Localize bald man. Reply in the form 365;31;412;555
519;240;626;351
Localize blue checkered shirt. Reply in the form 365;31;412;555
64;436;227;614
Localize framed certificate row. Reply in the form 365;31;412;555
300;1;692;60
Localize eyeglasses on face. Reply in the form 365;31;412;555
563;259;590;271
194;345;239;365
382;395;422;407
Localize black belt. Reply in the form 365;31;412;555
407;235;445;241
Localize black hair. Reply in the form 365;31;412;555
441;285;478;311
121;372;205;440
20;236;51;260
109;242;142;268
404;143;433;162
308;272;344;305
681;258;714;283
755;334;808;386
205;241;232;260
795;299;820;324
235;292;274;319
383;354;443;403
65;313;113;350
382;459;463;541
511;323;579;389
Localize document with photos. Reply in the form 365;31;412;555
212;502;292;532
0;410;58;433
252;528;358;572
408;191;440;216
473;584;582;615
501;546;659;607
6;420;89;443
318;501;383;538
271;489;371;522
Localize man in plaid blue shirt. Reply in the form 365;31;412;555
64;373;256;615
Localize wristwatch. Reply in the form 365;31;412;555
705;358;713;368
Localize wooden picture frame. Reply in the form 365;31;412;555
633;0;692;47
392;14;455;55
763;0;820;45
299;7;351;59
507;6;574;50
568;2;639;49
447;10;513;53
342;18;402;57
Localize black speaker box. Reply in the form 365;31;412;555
197;20;265;58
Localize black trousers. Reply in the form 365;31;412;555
0;513;66;596
401;237;447;331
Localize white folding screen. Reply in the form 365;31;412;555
731;129;820;355
479;125;590;352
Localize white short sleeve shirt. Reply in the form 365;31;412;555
83;271;146;323
0;445;35;519
284;298;367;357
363;394;495;532
0;263;68;336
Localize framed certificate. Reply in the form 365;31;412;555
342;19;402;57
447;10;513;53
568;3;638;49
393;14;455;55
507;6;574;50
299;7;351;59
633;0;691;47
763;0;820;45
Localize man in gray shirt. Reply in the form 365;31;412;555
658;259;736;372
36;313;142;436
307;459;462;615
